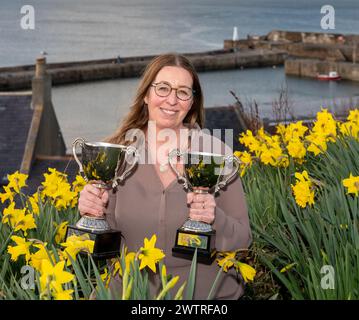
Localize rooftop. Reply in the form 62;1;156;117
0;92;33;185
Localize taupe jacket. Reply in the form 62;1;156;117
105;133;252;300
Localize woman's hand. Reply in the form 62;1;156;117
78;184;109;217
186;189;216;224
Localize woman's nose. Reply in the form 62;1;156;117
167;89;178;104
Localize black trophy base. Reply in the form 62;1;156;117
66;225;122;260
172;228;216;265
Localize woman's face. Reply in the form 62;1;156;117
144;66;194;131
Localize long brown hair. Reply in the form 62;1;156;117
106;53;204;145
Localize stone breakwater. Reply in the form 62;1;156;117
1;30;359;91
225;30;359;82
0;49;286;91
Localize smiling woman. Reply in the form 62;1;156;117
77;53;252;299
144;66;194;131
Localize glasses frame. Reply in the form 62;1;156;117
151;82;195;101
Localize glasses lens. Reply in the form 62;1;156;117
177;88;192;101
155;83;171;97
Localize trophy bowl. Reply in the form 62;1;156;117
169;150;240;264
66;137;138;260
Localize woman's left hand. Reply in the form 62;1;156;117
187;190;216;224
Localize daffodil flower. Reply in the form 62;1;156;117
138;234;165;273
39;260;74;299
7;236;32;263
7;171;28;193
343;174;359;197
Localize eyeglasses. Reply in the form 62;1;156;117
151;82;195;101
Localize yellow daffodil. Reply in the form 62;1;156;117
287;138;306;160
39;260;74;299
41;168;63;198
100;268;111;288
276;123;287;137
13;211;37;236
259;143;283;167
0;185;14;203
72;175;86;194
27;193;40;215
138;234;165;273
54;221;69;244
216;251;236;272
2;202;36;235
7;171;28;193
7;236;32;263
310;109;337;142
52;288;74;300
112;251;136;277
306;132;328;156
339;121;359;139
2;202;25;227
217;250;257;282
239;130;261;154
234;151;252;177
30;243;54;272
41;168;77;210
342;174;359;196
60;234;94;266
52;182;77;210
234;262;256;282
71;175;87;206
291;170;315;208
347;109;359;125
278;121;308;143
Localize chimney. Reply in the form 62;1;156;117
32;56;66;157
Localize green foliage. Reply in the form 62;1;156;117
242;135;359;299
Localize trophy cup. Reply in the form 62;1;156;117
168;150;240;264
66;137;138;260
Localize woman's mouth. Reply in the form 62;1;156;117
160;108;178;116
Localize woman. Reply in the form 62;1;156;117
78;53;252;299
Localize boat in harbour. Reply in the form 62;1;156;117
317;71;341;81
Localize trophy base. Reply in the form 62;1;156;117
66;225;122;260
172;228;216;265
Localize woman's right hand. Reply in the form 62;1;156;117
78;184;109;217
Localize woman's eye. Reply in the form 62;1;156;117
178;89;190;98
158;85;170;93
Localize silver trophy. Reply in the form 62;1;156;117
66;137;138;259
168;150;240;264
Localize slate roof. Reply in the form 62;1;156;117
0;94;33;185
204;105;244;152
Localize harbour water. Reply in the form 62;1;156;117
1;0;359;148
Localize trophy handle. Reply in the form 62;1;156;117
168;149;189;190
214;154;241;193
72;137;88;182
113;145;139;188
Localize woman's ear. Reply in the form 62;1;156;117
144;95;148;105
